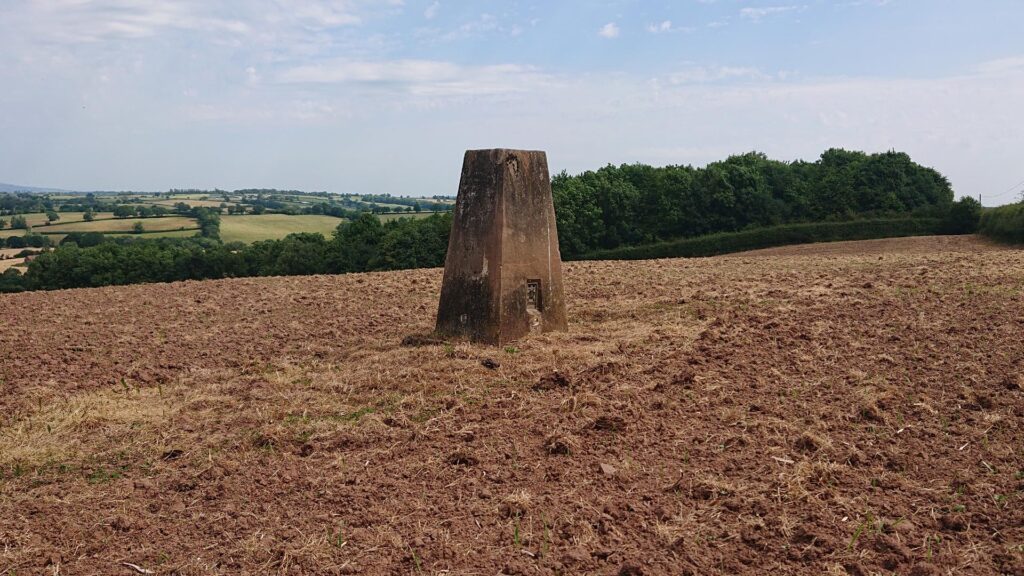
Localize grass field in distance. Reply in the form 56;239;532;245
14;211;116;227
42;216;199;233
219;214;345;243
149;199;231;209
377;211;446;222
0;258;27;272
113;229;201;239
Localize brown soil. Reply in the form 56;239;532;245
1;235;1023;575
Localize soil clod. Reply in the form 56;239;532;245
534;370;570;391
400;333;445;347
447;451;478;466
592;415;626;432
543;433;575;455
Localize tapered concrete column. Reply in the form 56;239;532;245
435;149;568;345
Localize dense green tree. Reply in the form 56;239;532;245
979;201;1024;244
24;235;50;248
0;269;26;293
46;210;60;223
11;215;28;229
61;232;106;247
374;213;451;270
941;197;982;234
263;233;332;276
551;148;954;257
83;210;95;222
133;222;145;234
331;213;384;272
551;171;606;256
193;208;221;239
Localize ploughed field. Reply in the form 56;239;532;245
1;235;1022;575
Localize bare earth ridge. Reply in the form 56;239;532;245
1;235;1022;575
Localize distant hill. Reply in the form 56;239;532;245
0;182;71;194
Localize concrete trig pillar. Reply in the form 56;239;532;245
435;149;568;345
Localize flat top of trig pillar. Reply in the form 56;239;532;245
465;148;546;155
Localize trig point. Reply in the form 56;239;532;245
435;149;568;345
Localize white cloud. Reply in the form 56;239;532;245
277;58;551;97
182;100;342;123
280;59;460;83
2;0;402;46
661;64;772;84
977;55;1024;75
424;1;439;20
418;12;513;43
647;20;694;34
647;20;672;33
740;5;800;21
275;1;362;28
598;22;620;38
15;0;252;42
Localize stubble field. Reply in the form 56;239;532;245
0;235;1022;575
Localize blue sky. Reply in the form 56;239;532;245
1;1;1022;203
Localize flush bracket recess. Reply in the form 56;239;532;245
526;279;542;311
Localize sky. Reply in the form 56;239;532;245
1;0;1022;203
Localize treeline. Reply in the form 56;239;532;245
979;201;1024;244
0;192;53;215
578;218;944;260
0;149;986;294
2;213;450;292
552;149;956;257
2;234;52;249
357;194;452;212
1;192;162;215
112;205;172;218
193;208;221;238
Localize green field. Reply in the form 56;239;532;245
166;193;216;200
41;216;198;234
4;211;115;228
150;199;230;209
377;211;446;222
105;229;199;239
220;214;344;243
39;194;81;200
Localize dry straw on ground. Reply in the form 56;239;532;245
1;235;1022;575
